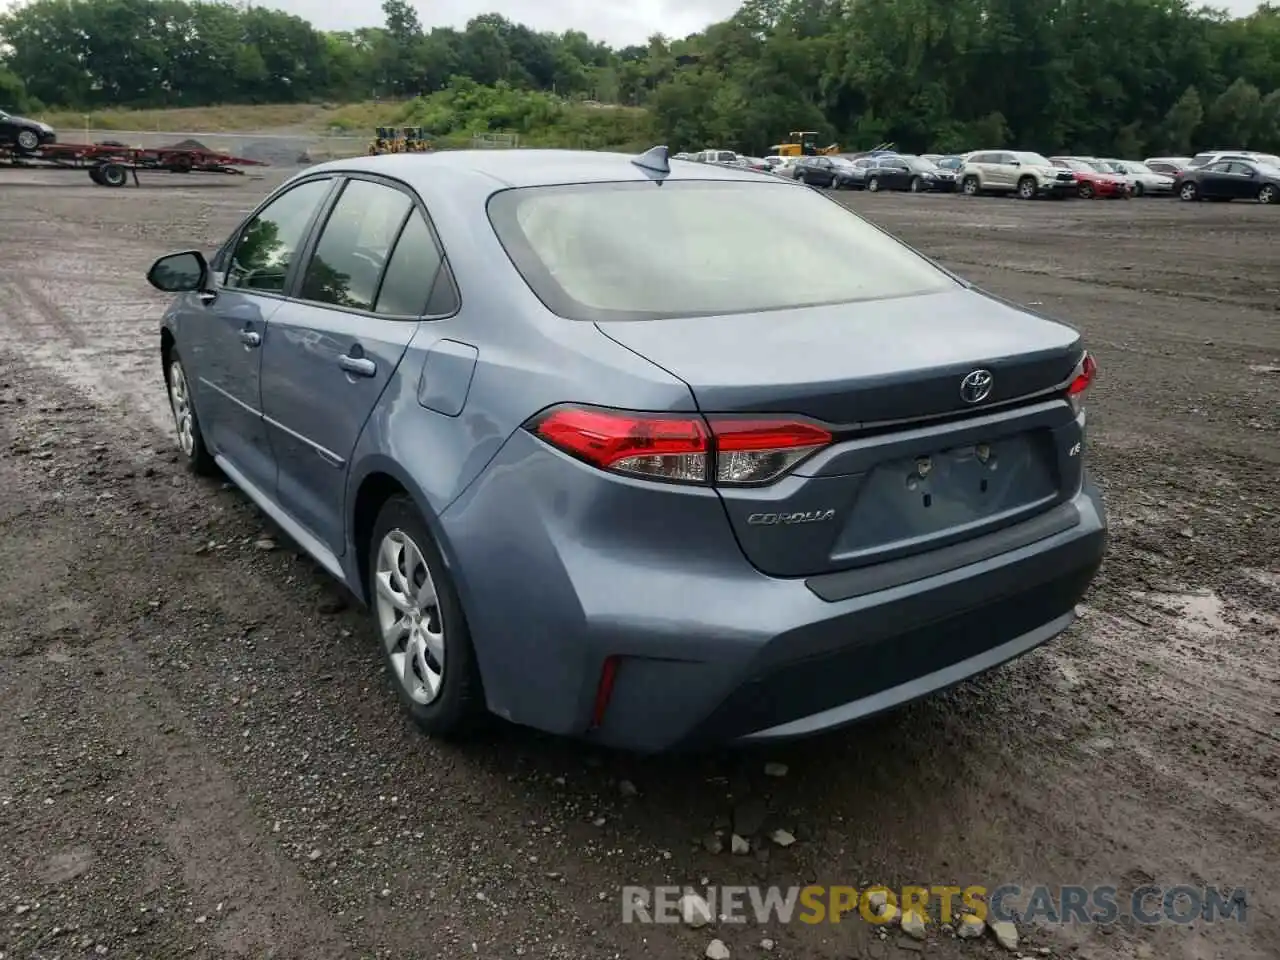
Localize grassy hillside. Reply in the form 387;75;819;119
37;101;415;134
36;85;654;150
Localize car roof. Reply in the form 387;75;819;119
302;149;776;193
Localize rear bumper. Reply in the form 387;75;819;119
442;431;1107;753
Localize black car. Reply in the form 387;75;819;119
792;156;840;188
828;157;870;189
865;154;957;193
1176;159;1279;204
0;108;56;153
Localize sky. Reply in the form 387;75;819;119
246;0;1264;46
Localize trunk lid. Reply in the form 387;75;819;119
596;288;1087;578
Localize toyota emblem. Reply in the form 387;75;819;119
960;369;994;404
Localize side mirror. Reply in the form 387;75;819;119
147;250;209;293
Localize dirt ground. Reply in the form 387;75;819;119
0;168;1276;960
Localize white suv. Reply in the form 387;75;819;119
959;150;1077;199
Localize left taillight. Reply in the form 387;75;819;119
1066;351;1097;415
525;406;832;487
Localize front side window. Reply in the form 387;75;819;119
299;179;413;311
488;180;957;322
226;179;332;292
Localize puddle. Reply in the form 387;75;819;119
1129;587;1235;638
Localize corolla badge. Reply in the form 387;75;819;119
747;510;835;526
960;368;994;404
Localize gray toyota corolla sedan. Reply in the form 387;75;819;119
147;146;1106;752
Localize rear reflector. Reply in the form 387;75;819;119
591;655;620;728
1066;351;1097;414
527;406;832;486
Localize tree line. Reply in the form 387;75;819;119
1;0;1278;156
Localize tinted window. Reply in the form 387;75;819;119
375;212;443;316
225;179;331;292
488;180;956;322
299;179;413;311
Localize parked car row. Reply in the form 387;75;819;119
674;144;1279;205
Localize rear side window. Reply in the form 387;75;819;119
487;180;957;322
299;179;413;311
374;212;444;316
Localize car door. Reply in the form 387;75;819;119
991;153;1020;189
188;176;336;494
967;152;995;186
1225;162;1260;198
887;158;912;189
1197;161;1232;197
258;175;453;554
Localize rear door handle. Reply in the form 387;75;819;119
240;329;261;348
339;354;376;377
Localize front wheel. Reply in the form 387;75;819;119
909;176;922;193
166;351;216;476
369;495;485;737
1132;182;1144;197
1179;182;1199;201
1017;176;1038;200
15;129;40;153
1258;184;1277;205
867;176;880;192
1078;182;1095;199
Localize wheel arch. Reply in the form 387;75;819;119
346;457;460;608
160;326;175;381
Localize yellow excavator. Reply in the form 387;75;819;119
368;126;433;155
770;131;840;157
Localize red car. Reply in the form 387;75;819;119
1050;157;1131;199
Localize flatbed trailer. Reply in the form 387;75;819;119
0;140;268;186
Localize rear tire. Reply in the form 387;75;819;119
88;165;105;185
962;175;980;196
368;495;485;738
867;176;880;192
1179;182;1199;201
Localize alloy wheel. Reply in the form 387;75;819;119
374;529;446;705
168;360;195;456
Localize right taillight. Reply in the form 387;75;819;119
1066;351;1097;415
526;406;832;487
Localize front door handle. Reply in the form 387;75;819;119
339;354;376;377
240;329;261;348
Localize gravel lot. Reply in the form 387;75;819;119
1;168;1276;960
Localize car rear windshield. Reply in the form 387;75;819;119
486;180;957;322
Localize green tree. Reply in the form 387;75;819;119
1162;86;1204;154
